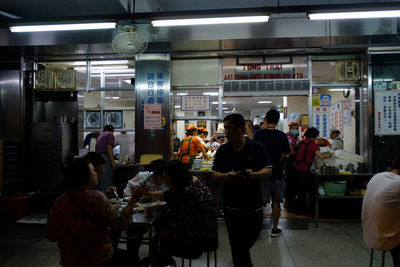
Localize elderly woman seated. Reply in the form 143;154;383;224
150;160;218;267
46;157;144;267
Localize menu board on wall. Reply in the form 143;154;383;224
374;91;400;135
313;106;330;138
330;101;343;136
181;95;210;111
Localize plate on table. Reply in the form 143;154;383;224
136;201;167;212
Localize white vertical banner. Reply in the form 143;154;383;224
343;99;352;127
374;91;400;135
330;101;343;135
313;106;330;138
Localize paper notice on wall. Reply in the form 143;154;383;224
374;91;400;135
144;104;161;129
313;106;330;138
181;95;210;111
343;99;352;127
330;101;343;136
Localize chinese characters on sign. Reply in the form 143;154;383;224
313;106;330;138
374;91;400;135
144;104;161;129
141;72;165;130
343;99;352;127
330;101;343;136
320;95;332;107
181;95;210;111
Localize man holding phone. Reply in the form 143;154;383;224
212;113;272;267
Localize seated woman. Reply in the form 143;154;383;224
123;159;167;201
46;157;144;267
151;160;218;266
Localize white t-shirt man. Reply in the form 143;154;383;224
115;132;135;161
362;171;400;251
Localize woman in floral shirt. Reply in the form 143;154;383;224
151;160;218;266
46;157;144;267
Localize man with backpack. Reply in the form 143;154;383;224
292;127;332;214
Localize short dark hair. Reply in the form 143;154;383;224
331;130;341;135
149;159;167;177
103;124;114;132
224;113;245;128
186;128;197;136
392;154;400;170
84;152;105;169
265;109;280;124
304;127;319;139
63;158;91;189
163;160;192;193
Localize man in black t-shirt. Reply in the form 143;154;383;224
213;113;272;267
254;109;290;238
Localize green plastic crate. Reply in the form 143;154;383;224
324;181;347;196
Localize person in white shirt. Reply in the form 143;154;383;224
330;129;343;150
197;127;212;151
123;159;167;201
362;154;400;267
115;127;135;162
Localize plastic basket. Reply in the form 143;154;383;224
324;181;347;196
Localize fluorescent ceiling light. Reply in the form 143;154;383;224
257;101;272;104
216;107;229;110
309;10;400;20
72;60;128;66
10;22;116;32
212;101;227;104
329;88;349;91
91;73;135;77
74;65;129;71
203;92;219;96
112;96;120;99
105;96;111;99
152;15;269;27
177;93;188;96
174;105;181;108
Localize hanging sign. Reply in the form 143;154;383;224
144;104;161;129
374;91;400;135
181;95;210;111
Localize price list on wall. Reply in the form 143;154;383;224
374;91;400;135
330;101;343;135
181;95;210;111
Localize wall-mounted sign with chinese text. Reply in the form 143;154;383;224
374;91;400;135
330;101;343;136
144;104;162;130
181;95;210;111
313;106;330;138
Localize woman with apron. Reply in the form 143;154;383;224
177;125;210;168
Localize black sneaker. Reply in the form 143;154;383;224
270;228;282;237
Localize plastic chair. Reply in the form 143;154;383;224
369;248;388;267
